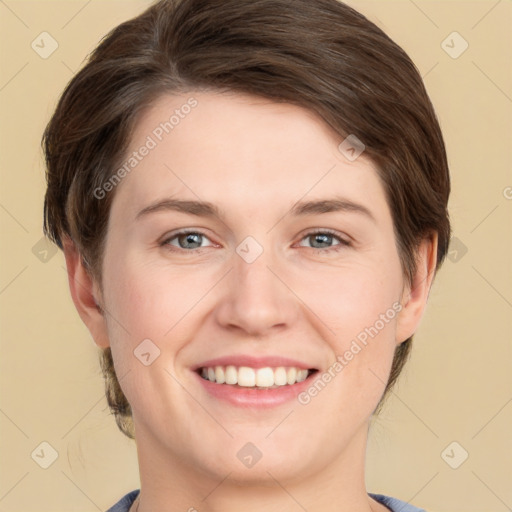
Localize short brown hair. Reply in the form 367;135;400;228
43;0;451;439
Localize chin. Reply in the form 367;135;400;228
198;446;311;486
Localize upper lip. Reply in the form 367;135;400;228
192;355;316;371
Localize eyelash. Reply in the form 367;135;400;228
160;228;351;254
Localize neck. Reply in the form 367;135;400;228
133;422;380;512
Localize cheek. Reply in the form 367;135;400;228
103;253;213;342
99;258;199;424
98;255;175;395
295;256;401;343
293;256;402;405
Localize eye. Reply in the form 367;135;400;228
161;230;215;251
160;228;351;253
297;229;351;252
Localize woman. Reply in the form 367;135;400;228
42;0;451;510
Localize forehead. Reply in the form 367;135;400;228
110;90;389;223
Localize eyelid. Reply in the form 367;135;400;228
160;228;352;252
295;228;352;250
160;228;217;249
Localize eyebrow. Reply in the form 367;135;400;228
135;196;376;223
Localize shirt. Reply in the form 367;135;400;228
106;490;427;511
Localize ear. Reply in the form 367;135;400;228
62;236;110;348
395;232;438;345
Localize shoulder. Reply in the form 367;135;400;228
105;490;140;512
369;492;427;512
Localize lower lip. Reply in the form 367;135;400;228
193;371;317;408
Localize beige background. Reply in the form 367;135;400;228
1;1;511;511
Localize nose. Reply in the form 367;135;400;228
214;242;300;337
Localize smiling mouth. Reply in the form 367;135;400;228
197;365;319;389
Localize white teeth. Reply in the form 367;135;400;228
274;367;287;386
214;366;225;384
199;365;312;388
238;367;256;387
255;367;274;387
296;369;308;382
286;367;297;385
225;365;237;385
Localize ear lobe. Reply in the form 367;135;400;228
62;236;110;348
395;233;438;345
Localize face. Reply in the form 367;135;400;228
92;91;415;485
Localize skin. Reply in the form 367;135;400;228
63;91;437;512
